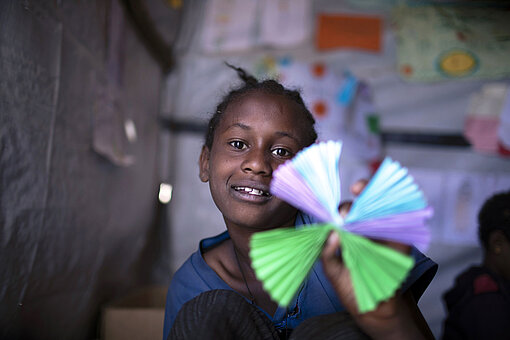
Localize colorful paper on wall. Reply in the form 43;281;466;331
392;5;510;82
498;87;510;155
316;14;382;52
464;83;510;155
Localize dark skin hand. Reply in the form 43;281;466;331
321;180;434;340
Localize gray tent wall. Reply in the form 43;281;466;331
0;1;172;338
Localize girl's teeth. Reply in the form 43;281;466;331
244;187;260;195
236;186;265;196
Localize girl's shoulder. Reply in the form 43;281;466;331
199;230;230;253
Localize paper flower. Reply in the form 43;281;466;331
250;140;432;312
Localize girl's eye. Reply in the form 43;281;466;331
272;148;292;157
229;140;247;150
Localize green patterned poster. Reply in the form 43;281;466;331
392;5;510;82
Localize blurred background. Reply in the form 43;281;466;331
1;0;510;339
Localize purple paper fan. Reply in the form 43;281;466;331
344;207;433;251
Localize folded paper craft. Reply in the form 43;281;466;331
249;140;432;313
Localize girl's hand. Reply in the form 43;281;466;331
338;179;368;216
321;233;426;340
321;179;431;339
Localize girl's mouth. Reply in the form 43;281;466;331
232;186;271;197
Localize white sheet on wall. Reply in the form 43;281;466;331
442;170;510;245
201;0;259;53
201;0;311;53
259;0;312;47
400;167;510;247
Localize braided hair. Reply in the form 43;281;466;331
204;63;318;149
478;190;510;249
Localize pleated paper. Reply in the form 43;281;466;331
249;140;432;313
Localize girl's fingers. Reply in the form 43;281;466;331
338;201;352;217
338;179;368;218
321;232;359;314
350;179;369;196
322;232;341;264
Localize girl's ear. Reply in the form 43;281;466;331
199;146;210;182
488;230;507;255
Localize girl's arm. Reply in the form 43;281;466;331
321;232;434;340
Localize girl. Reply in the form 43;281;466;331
163;65;437;340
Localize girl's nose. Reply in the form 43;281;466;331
241;149;272;176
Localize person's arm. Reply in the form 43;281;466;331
321;232;434;340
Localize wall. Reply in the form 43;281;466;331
0;1;166;338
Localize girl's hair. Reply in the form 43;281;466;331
478;190;510;249
204;63;318;149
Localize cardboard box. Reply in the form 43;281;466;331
101;285;167;340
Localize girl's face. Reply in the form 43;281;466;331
200;91;312;231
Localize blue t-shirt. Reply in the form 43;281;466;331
163;213;437;340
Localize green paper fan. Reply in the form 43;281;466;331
250;224;334;306
339;230;414;313
250;225;414;311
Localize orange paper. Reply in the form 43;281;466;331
317;14;382;52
